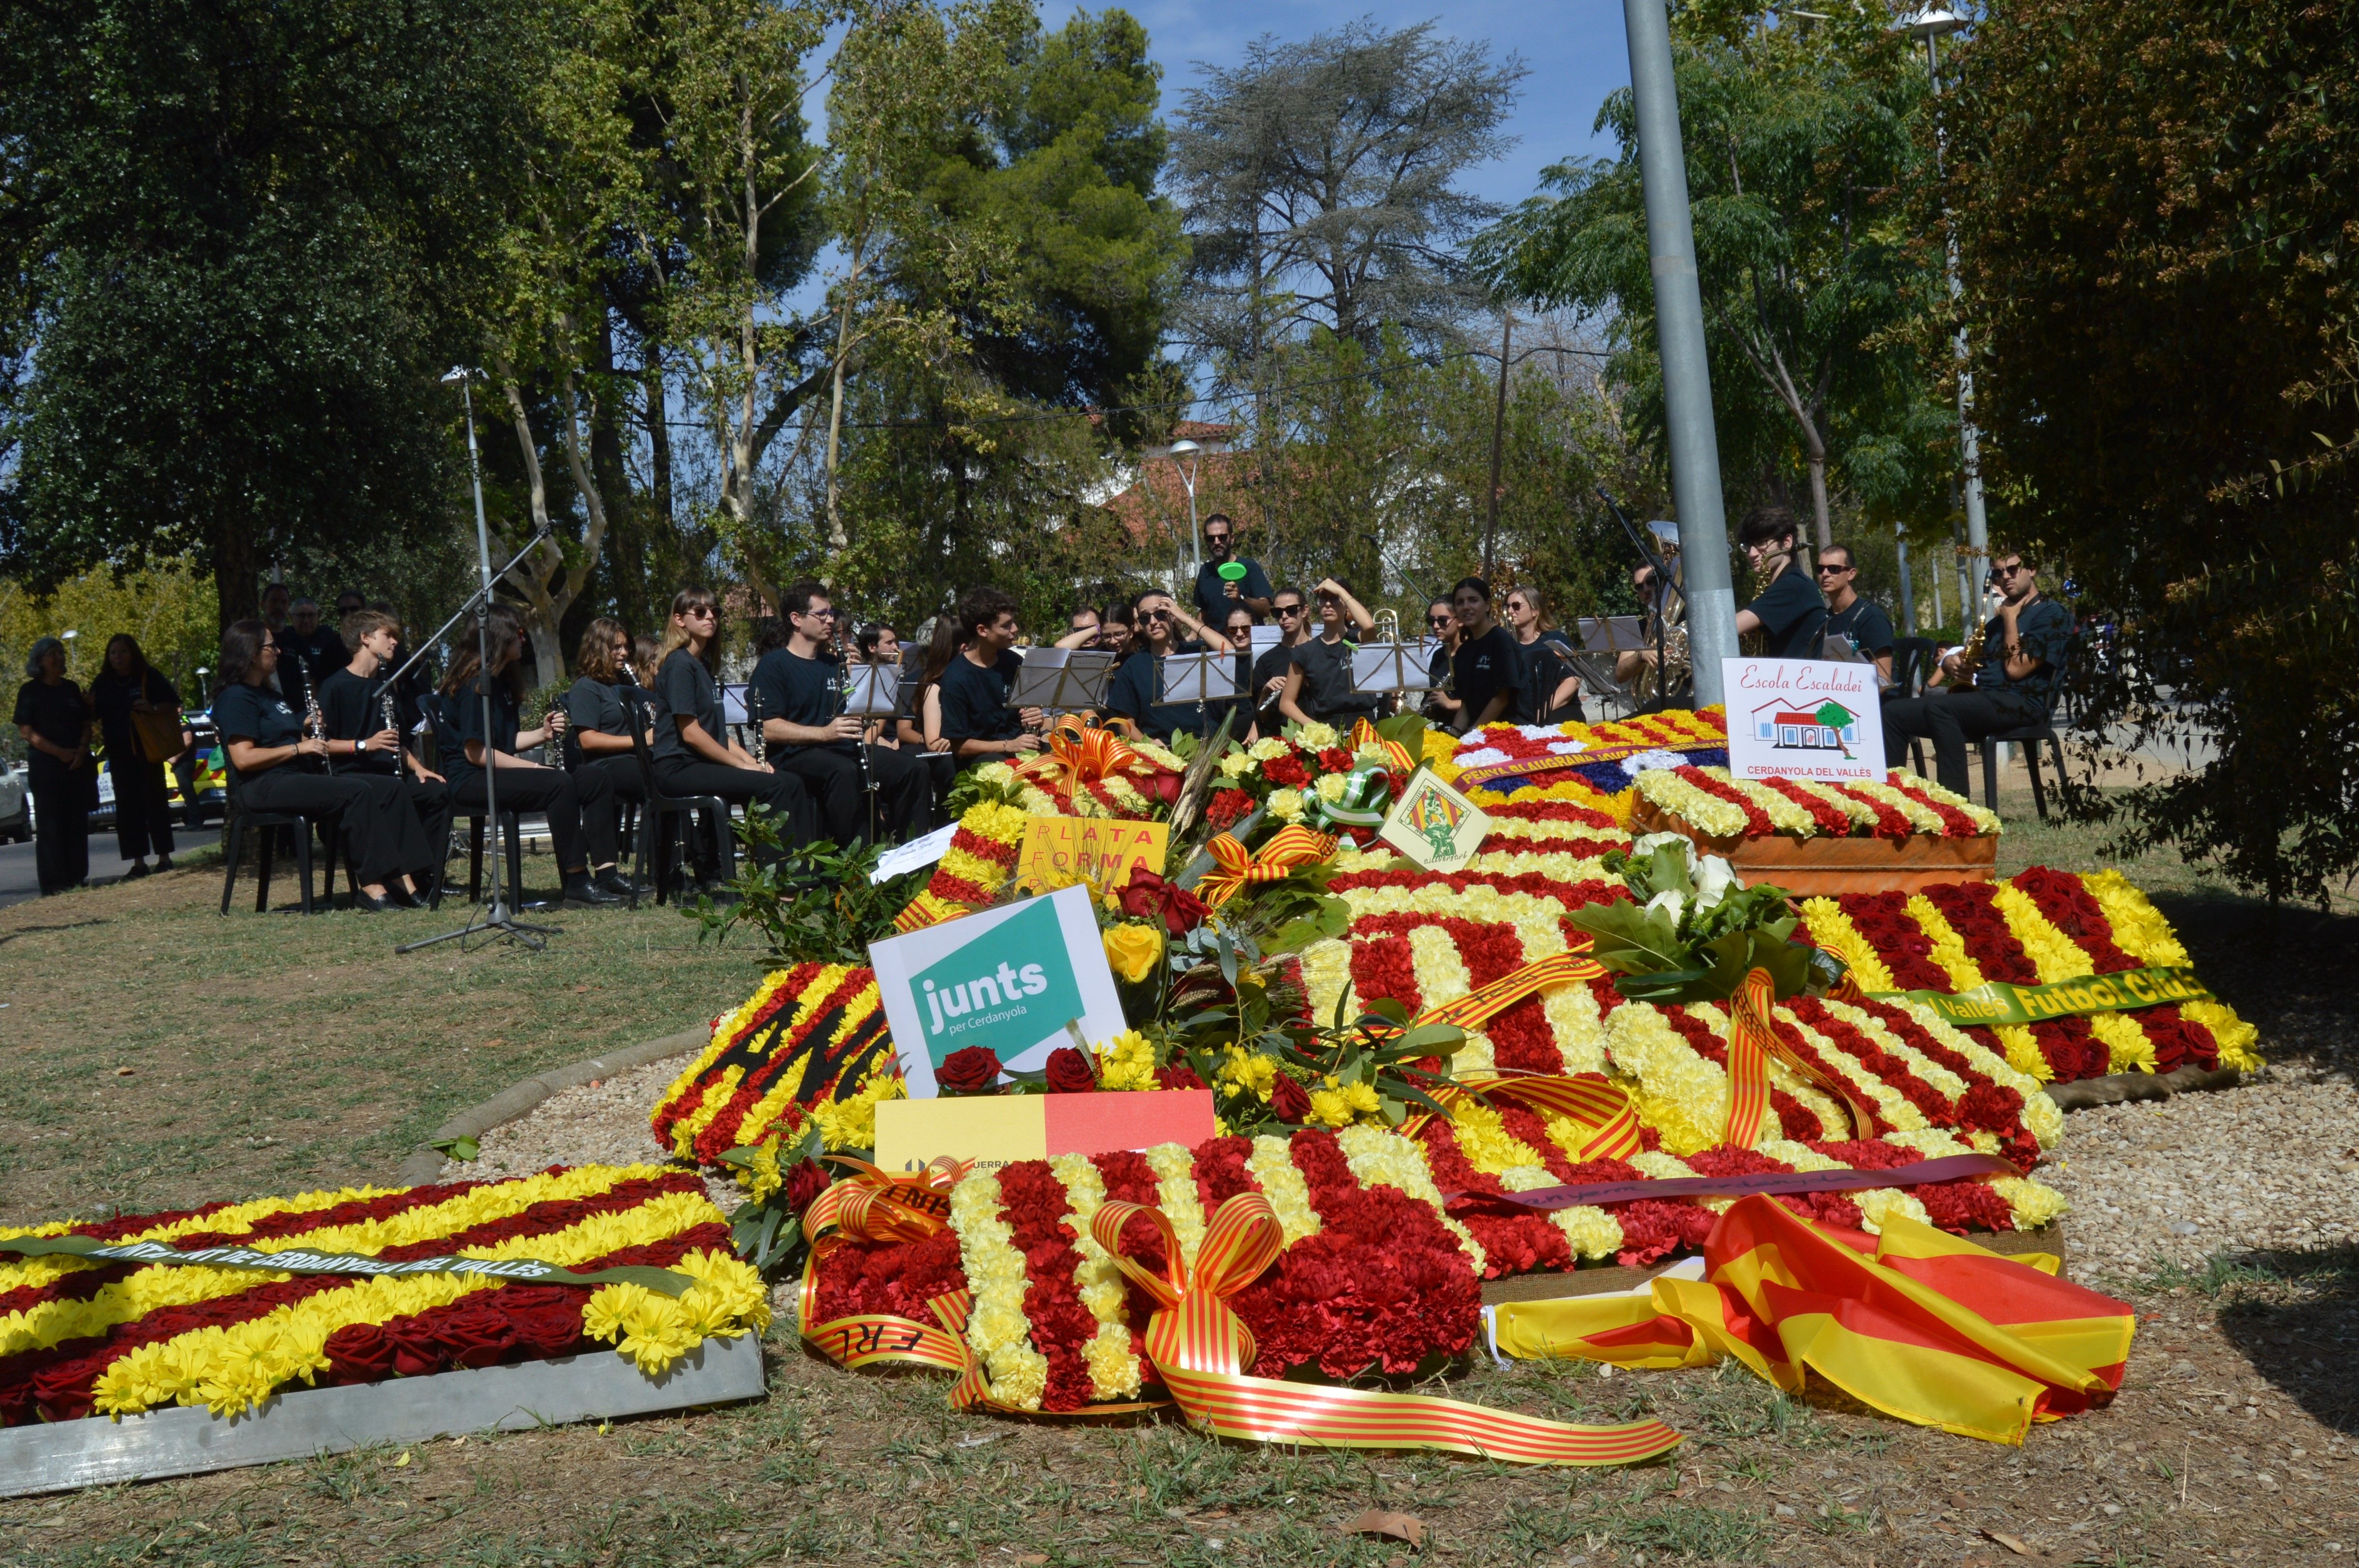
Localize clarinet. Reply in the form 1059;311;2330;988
747;679;764;767
295;658;334;774
381;684;407;781
840;615;878;838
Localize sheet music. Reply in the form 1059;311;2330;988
720;682;749;726
1160;651;1239;703
1349;641;1433;693
1010;646;1118;711
1249;624;1285;658
844;663;901;716
1576;615;1647;653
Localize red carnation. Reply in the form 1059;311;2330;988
1206;787;1254;829
1044;1047;1099;1094
783;1157;833;1218
936;1046;1003;1095
1262;754;1311;789
1268;1073;1312;1123
1316;746;1356;773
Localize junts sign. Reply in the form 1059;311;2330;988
868;883;1127;1097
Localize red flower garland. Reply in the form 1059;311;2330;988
1759;777;1856;838
1827;783;1913;840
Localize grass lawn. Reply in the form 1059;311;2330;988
1;801;2352;1566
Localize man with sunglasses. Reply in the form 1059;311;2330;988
1732;504;1826;658
1190;514;1274;626
1817;544;1894;689
751;580;933;845
1883;551;2072;795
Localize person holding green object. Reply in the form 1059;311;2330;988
1191;513;1273;624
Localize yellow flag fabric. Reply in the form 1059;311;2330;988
1493;1196;2134;1445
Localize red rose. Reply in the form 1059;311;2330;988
936;1046;1003;1094
784;1157;833;1218
497;1287;591;1358
1268;1073;1311;1123
1044;1047;1099;1094
1119;869;1209;935
1155;1064;1208;1092
324;1322;400;1383
435;1297;522;1368
385;1317;444;1378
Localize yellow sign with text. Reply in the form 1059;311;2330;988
1015;817;1168;895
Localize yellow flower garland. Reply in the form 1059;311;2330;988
1144;1142;1209;1273
1336;1123;1487;1276
946;1171;1049;1412
1990;883;2157;1074
1246;1134;1324;1246
1799;898;1897;992
1905;893;2050;1082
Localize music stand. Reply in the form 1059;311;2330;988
844;664;901;717
1010;647;1117;715
1349;640;1434;695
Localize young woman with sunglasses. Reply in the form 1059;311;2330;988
1502;585;1582;724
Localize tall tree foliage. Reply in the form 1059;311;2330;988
0;0;537;623
1944;0;2359;903
1475;7;1945;549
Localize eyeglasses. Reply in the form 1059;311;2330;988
1993;562;2029;578
1815;563;1851;576
796;606;837;620
1274;603;1304;617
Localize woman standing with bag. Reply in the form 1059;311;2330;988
88;633;190;877
12;637;94;895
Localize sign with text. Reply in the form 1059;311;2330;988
1722;657;1886;783
1376;768;1491;872
868;883;1126;1097
1015;816;1168;895
874;1089;1217;1175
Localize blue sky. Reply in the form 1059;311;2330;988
1119;0;1633;208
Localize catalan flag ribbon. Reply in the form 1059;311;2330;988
1493;1196;2136;1445
1349;717;1417;775
1196;825;1339;909
1073;1192;1682;1466
1721;967;1878;1148
1412;942;1608;1035
1015;720;1138;804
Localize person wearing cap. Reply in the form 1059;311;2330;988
13;637;95;895
1190;514;1273;626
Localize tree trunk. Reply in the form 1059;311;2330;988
213;518;263;630
1806;449;1832;553
823;232;865;558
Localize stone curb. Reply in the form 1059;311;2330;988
2042;1064;2242;1112
395;1024;710;1187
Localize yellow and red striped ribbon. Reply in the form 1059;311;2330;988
1072;1192;1682;1466
1196;824;1339;909
1417;1073;1643;1162
1349;717;1416;776
1015;720;1138;804
1721;969;1877;1148
798;1158;971;1375
1413;943;1608;1034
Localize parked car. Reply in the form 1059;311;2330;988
0;756;27;843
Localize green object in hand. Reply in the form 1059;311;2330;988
1217;561;1249;582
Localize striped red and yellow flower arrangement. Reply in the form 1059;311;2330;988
1633;764;2000;841
650;961;902;1164
0;1166;768;1426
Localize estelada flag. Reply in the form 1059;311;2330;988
1492;1195;2134;1445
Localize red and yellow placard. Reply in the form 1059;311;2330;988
1015;816;1168;894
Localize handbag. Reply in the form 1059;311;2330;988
130;685;185;764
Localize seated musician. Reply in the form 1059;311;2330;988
214;619;434;912
650;588;818;882
1882;550;2072;797
752;581;933;844
565;616;653;838
934;588;1047;762
319;609;448;899
1106;588;1232;744
437;608;624;906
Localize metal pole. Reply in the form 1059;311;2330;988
1925;32;1991;593
461;378;512;922
1623;0;1736;707
1895;532;1916;637
1483;312;1513;578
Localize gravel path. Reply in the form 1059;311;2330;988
2048;1063;2359;1286
440;1052;2359;1288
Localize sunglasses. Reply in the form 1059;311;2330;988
1428;615;1453;627
1274;603;1304;616
1815;563;1851;575
685;605;716;620
1993;562;2028;577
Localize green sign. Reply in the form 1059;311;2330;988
1871;965;2212;1028
911;895;1085;1066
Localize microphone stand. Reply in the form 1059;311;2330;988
397;381;561;954
1598;487;1687;715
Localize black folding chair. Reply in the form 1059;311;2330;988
627;719;729;908
1889;637;1938;776
217;769;341;915
422;693;526;910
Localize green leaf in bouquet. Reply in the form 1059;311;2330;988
1693;929;1815;1001
1398;1022;1468;1054
1566;898;1692;973
1605;966;1717;1003
1358;997;1412;1028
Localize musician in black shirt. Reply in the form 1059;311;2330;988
274;598;350;706
320;610;449;893
214;621;433;911
563;618;654;875
88;633;188;876
751;581;932;844
1107;589;1231;744
1446;578;1519;733
651;588;817;884
1278;577;1377;728
437;608;623;906
1245;588;1311;739
936;588;1046;759
1734;505;1827;658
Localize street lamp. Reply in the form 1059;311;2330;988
1898;6;1993;622
1168;437;1203;582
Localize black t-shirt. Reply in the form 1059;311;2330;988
937;650;1024;745
1972;595;2075;709
1450;627;1520;730
1511;630;1578;723
1743;566;1827;659
1825;598;1896;658
1191;556;1275;627
1247;643;1296;725
442;680;522;791
653;650;723;766
566;676;634;740
318;668;399;774
750;647;848;753
14;679;91;754
87;669;177;755
213;681;305;782
1288;636;1374;723
274;626;349;703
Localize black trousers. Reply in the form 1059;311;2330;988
111;756;177;860
1881;688;2048;797
451;763;614;872
775;743;934;844
241;767;433;889
28;757;91;895
653;758;814;866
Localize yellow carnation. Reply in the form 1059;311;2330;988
1315;772;1350;803
1248;736;1291;762
1267;788;1306;822
1217;750;1256;778
1297;721;1340;748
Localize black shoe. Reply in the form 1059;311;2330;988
563;875;623;908
124;862;150;880
351;889;392;913
155;855;174;873
384;883;424;909
593;868;640;898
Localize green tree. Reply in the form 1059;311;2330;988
0;0;539;624
1943;0;2359;903
1476;7;1940;549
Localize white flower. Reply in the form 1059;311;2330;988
1693;854;1739;912
1297;721;1340;749
1267;788;1306;822
1516;723;1565;740
1453;747;1511;768
1630;830;1697;865
1545;739;1589;755
1645;888;1687;924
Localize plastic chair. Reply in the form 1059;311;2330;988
217;770;341;915
627;719;729;908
